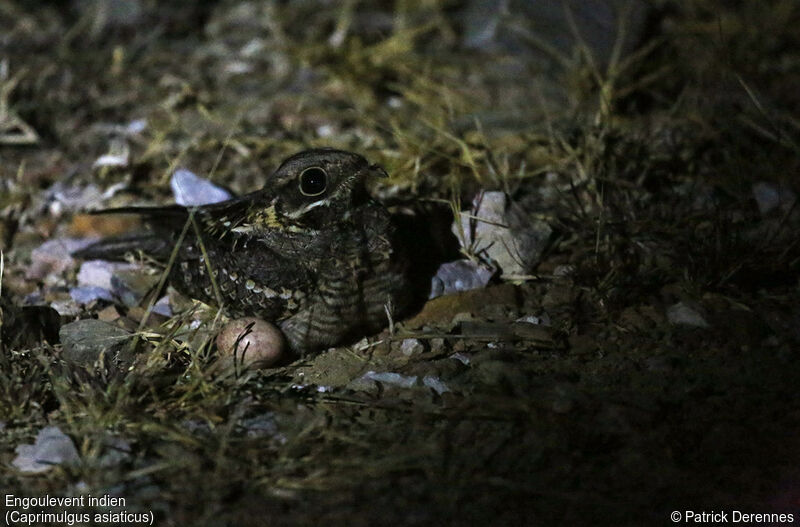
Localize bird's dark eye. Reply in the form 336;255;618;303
299;167;328;196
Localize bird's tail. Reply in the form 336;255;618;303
72;205;189;261
73;233;174;261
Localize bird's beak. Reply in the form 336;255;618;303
368;163;389;179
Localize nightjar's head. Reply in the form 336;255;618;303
257;149;386;231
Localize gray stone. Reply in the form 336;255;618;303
151;295;172;317
59;319;134;368
450;352;471;365
429;259;494;298
27;238;97;281
70;286;114;305
422;376;450;394
12;426;80;473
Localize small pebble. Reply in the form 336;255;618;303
516;313;551;326
450;352;471;365
400;338;425;356
27;238;97;281
151;295;172;317
126;118;147;135
429;259;493;299
422;375;450;394
361;371;418;388
667;302;709;328
93;138;129;168
216;317;286;368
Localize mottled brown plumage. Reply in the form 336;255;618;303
75;149;414;353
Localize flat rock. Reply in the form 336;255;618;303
12;426;80;473
59;319;134;368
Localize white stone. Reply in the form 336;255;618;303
667;302;709;328
422;376;450;394
361;371;418;388
400;338;425;356
453;191;551;277
77;259;137;289
171;168;232;206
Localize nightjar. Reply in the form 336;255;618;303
75;149;419;353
